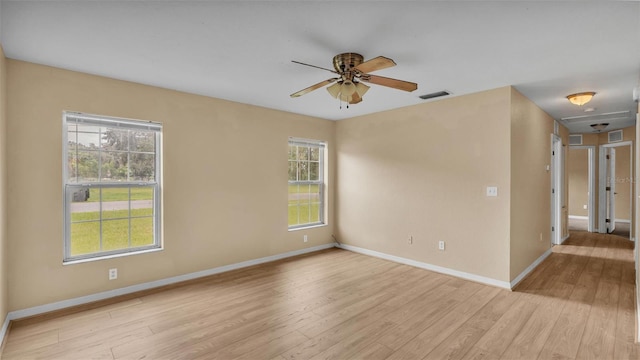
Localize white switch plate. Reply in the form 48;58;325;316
486;186;498;197
583;205;588;209
438;241;445;251
109;268;117;280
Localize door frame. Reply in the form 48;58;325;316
569;145;596;232
551;134;564;245
599;140;633;237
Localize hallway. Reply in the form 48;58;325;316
514;230;638;359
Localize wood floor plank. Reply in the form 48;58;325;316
280;303;397;360
575;279;620;360
500;279;573;359
3;235;639;360
468;295;537;358
384;286;501;360
423;290;516;360
379;282;480;350
616;283;638;345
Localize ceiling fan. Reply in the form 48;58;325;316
290;53;418;106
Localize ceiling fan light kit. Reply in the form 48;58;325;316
290;52;418;107
567;92;595;106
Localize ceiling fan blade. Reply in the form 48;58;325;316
361;74;418;92
355;56;396;73
291;60;339;74
290;78;339;97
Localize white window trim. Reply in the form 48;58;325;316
62;111;163;263
288;137;326;230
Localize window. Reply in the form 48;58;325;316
288;138;325;229
63;112;162;262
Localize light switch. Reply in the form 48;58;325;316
486;186;498;197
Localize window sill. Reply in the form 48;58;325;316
288;223;327;232
63;247;163;266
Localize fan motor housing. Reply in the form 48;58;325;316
333;53;364;72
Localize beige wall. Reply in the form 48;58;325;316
0;46;7;329
5;61;573;311
6;60;336;310
336;87;513;282
509;88;556;280
568;148;589;217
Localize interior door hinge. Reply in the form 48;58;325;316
606;155;610;160
552;226;555;232
605;219;610;223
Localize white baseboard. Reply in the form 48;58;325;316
0;314;9;350
337;244;511;290
6;243;336;322
615;219;631;224
509;247;553;289
561;234;570;244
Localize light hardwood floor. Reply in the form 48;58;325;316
2;231;639;359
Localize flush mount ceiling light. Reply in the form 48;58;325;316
590;123;609;131
567;92;596;106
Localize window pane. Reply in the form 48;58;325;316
102;219;130;251
288;161;298;181
298;161;308;181
76;151;100;182
298;146;309;161
130;153;156;181
309;162;320;181
132;131;156;152
132;217;154;246
101;151;126;181
102;188;130;220
288;145;297;160
70;221;100;256
288;183;321;227
70;186;99;222
101;128;129;152
67;151;78;182
310;147;320;161
132;187;154;217
76;125;101;149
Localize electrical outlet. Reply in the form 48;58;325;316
303;235;308;243
109;268;117;280
408;235;413;245
583;204;588;209
438;241;445;251
539;233;543;242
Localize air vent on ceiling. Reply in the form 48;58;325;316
608;130;623;143
569;134;583;145
419;91;450;100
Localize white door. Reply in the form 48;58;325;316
607;147;616;233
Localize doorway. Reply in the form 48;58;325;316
568;145;596;232
599;141;633;239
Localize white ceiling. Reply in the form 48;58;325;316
2;1;639;134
